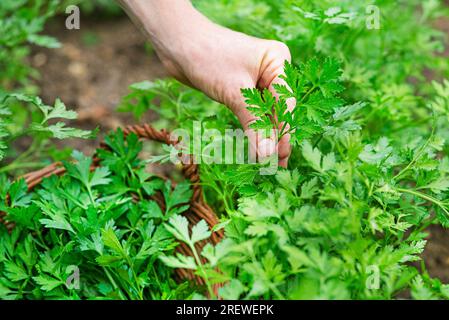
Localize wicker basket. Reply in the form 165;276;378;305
0;124;223;287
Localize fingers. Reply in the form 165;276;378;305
232;82;293;168
267;76;296;168
231;41;294;168
258;41;294;168
278;132;292;167
230;97;275;162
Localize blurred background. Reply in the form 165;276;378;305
30;1;165;150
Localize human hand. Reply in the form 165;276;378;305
119;0;294;167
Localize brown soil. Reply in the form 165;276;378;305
31;12;449;285
423;15;449;284
436;16;449;56
31;15;167;154
422;225;449;283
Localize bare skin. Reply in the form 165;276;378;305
118;0;294;167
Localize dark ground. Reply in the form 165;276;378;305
31;15;167;154
31;12;449;283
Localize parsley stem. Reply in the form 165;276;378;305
0;139;43;174
299;85;317;104
415;215;437;234
396;187;449;216
0;161;43;174
86;186;96;208
393;124;436;182
125;256;144;300
276;84;317;140
188;243;214;298
279;121;289;137
104;267;127;300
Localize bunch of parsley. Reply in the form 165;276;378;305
151;58;449;299
0;130;197;299
123;0;447;299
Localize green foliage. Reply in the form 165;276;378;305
142;1;449;299
242;58;344;145
0;0;61;90
118;79;227;130
0;0;90;176
156;62;449;299
2;0;449;301
0;94;92;175
0;131;194;299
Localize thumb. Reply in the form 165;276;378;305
229;92;277;163
265;74;296;168
258;41;293;168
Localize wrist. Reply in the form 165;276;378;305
127;2;209;45
123;1;216;62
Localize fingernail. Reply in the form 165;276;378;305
258;138;277;158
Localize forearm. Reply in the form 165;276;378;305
117;0;227;83
117;0;211;48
